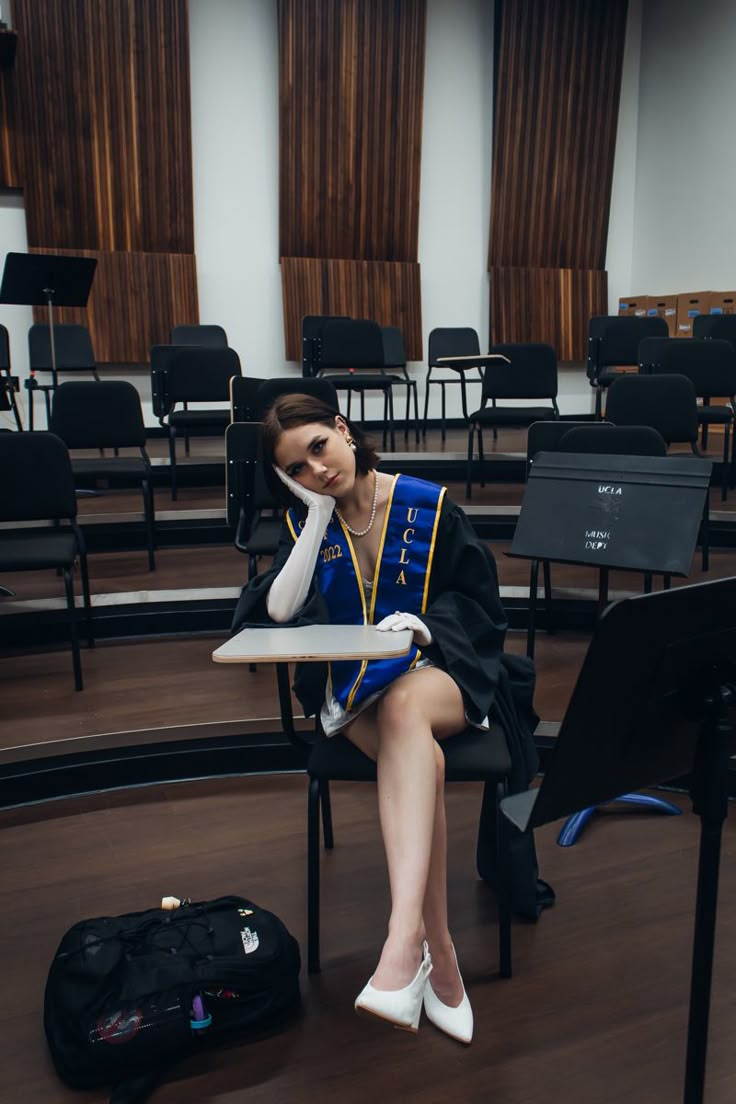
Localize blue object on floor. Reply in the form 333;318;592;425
557;792;682;847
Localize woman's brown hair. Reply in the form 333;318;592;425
261;393;379;505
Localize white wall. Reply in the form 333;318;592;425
0;194;33;430
189;0;285;377
630;0;736;293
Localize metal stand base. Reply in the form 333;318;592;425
557;792;682;847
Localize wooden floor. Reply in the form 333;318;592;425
1;775;735;1103
1;423;735;1101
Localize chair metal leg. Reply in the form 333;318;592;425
440;383;446;442
168;427;178;501
721;422;730;502
320;779;334;849
387;387;396;451
63;566;83;691
77;549;94;649
496;783;512;979
527;559;540;659
143;479;156;571
465;425;474;499
701;496;709;573
412;381;420;444
543;559;555;634
477;427;485;487
422;376;432;437
307;775;321;973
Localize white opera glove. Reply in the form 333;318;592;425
376;611;433;648
273;466;336;525
266;467;336;623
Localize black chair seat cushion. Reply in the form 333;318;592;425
168;409;231;428
71;458;148;479
470;406;557;427
0;531;78;570
322;374;392;392
307;723;511;784
245;517;282;555
697;405;733;424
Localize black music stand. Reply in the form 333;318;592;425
510;451;713;659
500;577;736;1104
509;450;712;844
0;252;97;427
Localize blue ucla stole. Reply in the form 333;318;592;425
286;474;445;711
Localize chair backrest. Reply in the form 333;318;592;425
640;338;736;399
0;430;77;522
587;316;668;380
606;372;698;445
170;324;228;348
692;313;736;343
320;319;385;369
302;315;351;377
526;420;601;466
230;376;268;422
28;324;96;370
255;377;340;419
164;347;242;405
559;424;667;457
381;326;407;368
0;324;9;371
482;343;558;400
428;327;480;366
50;381;146;449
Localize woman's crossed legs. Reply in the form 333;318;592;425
343;665;467;1006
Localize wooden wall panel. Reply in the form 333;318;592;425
489;0;628;359
0;61;21;188
281;258;422;362
489;266;608;362
31;249;198;364
279;0;426;361
1;1;197;363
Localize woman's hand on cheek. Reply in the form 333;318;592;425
273;466;335;521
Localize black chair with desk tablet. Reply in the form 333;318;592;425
422;327;485;441
318;319;397;450
465;343;559;498
0;431;93;690
151;345;242;500
586;315;668;420
605;372;710;570
638;336;736;500
50;381;156;571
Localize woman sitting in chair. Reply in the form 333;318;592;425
232;392;511;1044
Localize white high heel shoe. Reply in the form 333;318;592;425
354;941;433;1032
423;944;473;1044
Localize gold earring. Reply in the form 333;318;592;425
346;434;356;451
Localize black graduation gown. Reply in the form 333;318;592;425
231;492;553;920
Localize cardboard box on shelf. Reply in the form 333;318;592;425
676;292;712;337
646;295;678;337
617;296;647;318
708;292;736;315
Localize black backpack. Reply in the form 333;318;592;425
44;895;301;1103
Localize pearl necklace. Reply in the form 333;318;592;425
335;472;379;538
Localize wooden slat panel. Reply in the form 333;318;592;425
490;0;627;270
31;249;198;365
489;266;608;362
489;0;627;359
10;0;193;254
0;59;21;188
281;257;422;362
279;0;426;262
